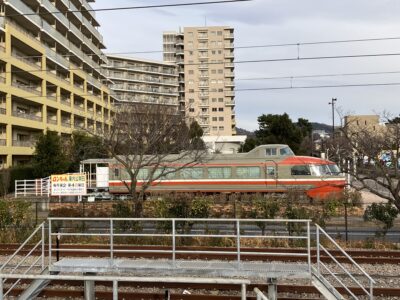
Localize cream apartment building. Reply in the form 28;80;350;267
105;55;179;107
163;26;236;136
0;0;113;168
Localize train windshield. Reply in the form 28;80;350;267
310;164;341;176
279;146;294;156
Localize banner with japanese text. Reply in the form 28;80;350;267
51;173;87;196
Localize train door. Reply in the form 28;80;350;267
265;160;278;191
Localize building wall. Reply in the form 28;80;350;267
344;115;380;132
0;0;113;167
163;26;236;136
105;55;179;107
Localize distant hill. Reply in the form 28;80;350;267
236;127;255;137
236;123;332;137
311;122;332;134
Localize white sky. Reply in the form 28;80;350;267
92;0;400;130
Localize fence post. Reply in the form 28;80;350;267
0;276;3;300
48;220;52;267
241;283;246;300
172;219;176;268
113;280;118;300
316;226;320;276
307;221;311;279
236;220;241;269
41;224;45;270
110;219;114;261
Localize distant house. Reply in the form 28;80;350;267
202;135;247;154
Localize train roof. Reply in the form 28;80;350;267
81;144;298;164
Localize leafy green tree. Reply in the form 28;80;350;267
364;203;399;237
68;131;108;172
32;131;69;178
248;197;280;235
239;137;258;153
242;113;312;154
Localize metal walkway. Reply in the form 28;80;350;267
0;218;375;300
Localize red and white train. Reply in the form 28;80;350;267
81;144;346;200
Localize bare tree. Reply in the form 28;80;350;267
99;103;208;217
328;115;400;210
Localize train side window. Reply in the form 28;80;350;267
114;168;120;178
266;148;277;156
291;165;311;176
136;169;149;180
236;166;260;178
154;168;176;179
208;167;232;179
181;167;203;179
266;166;276;176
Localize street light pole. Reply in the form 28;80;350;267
328;98;337;137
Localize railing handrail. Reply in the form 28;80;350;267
48;217;312;222
0;222;45;271
316;224;375;283
254;288;269;300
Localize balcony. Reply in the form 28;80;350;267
0;139;6;146
47;118;58;125
225;101;235;106
74;105;85;111
13;140;35;147
224;33;234;39
224;63;235;69
225;91;235;97
41;0;69;29
225;81;235;87
60;97;71;106
12;82;42;95
12;51;41;69
225;72;235;77
5;0;41;29
12;110;42;122
224;52;234;59
61;120;71;127
46;71;70;84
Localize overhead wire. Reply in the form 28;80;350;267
5;0;252;17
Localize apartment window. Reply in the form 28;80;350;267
211;31;216;36
219;126;224;130
189;98;195;103
219;117;224;121
211;70;217;74
218;88;223;92
218;108;224;112
187;32;194;38
189;51;194;56
211;88;217;92
218;50;223;54
217;31;223;36
212;126;218;131
202;108;208;112
218;98;224;102
218;70;223;74
188;80;194;85
210;41;216;47
188;60;194;64
189;89;194;93
212;108;217;112
189;108;195;112
189;70;194;75
218;80;223;84
212;117;217;121
212;98;217;102
212;50;216;55
211;80;216;84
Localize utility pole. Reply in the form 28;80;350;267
328;98;337;137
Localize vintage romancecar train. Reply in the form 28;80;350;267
80;144;346;200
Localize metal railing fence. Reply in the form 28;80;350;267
0;222;46;298
316;224;375;300
15;177;50;198
47;218;312;272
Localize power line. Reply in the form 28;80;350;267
236;70;400;81
236;82;400;92
6;0;252;17
6;51;400;76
